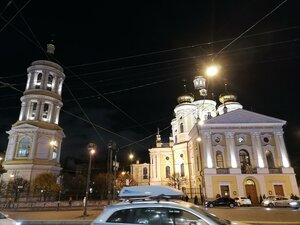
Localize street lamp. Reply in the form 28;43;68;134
83;143;96;216
205;64;220;77
129;153;134;175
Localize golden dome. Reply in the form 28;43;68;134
177;93;195;104
219;92;237;104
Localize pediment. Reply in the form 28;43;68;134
205;109;286;125
11;123;39;130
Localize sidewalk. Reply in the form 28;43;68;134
2;208;102;224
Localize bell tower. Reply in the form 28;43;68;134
2;42;65;183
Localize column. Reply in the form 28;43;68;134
274;131;290;168
251;132;264;168
19;102;26;121
225;132;237;168
203;132;213;168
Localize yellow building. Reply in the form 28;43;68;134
132;76;299;204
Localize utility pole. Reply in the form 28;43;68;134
107;140;115;205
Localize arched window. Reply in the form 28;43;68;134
47;74;53;91
29;101;37;120
216;151;224;168
166;166;170;178
143;167;148;179
17;136;31;157
180;123;184;133
36;73;42;89
239;150;251;173
180;163;185;177
42;103;50;120
266;150;275;168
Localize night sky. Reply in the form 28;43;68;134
0;0;299;176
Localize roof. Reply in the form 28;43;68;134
204;109;286;126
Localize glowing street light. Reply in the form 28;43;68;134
83;143;96;216
206;64;220;77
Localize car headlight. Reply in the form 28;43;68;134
289;202;297;206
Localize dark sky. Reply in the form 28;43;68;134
0;0;299;173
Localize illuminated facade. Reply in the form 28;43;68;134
132;79;299;203
2;43;65;184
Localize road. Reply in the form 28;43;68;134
2;206;300;225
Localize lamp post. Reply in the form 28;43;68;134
83;143;96;216
129;153;134;175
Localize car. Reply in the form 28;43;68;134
261;196;292;207
0;212;21;225
234;197;252;206
91;186;249;225
289;200;300;209
205;197;237;208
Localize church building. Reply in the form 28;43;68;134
2;43;65;185
131;76;299;203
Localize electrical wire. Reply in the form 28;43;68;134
0;0;32;34
213;0;288;60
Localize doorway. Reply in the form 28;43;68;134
244;179;258;204
274;185;284;196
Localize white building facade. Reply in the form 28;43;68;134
2;43;65;185
132;78;299;204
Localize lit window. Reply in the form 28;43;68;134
17;136;31;157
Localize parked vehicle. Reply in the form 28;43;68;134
289;200;300;209
205;197;238;208
92;186;249;225
234;196;252;206
0;212;21;225
262;196;292;207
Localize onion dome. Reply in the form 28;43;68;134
218;83;237;104
177;93;195;104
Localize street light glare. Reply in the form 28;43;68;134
90;149;96;154
206;65;219;77
129;154;134;160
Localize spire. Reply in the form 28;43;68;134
156;128;162;147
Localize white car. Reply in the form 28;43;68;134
0;212;21;225
262;196;292;207
92;186;249;225
234;197;252;206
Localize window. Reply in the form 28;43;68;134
180;123;184;133
239;150;251;174
107;207;202;225
42;103;50;120
29;101;37;119
17;136;31;157
36;73;42;88
143;167;148;179
180;163;185;177
166;166;170;178
266;150;275;168
47;74;53;91
216;151;224;168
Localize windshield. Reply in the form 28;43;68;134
191;206;230;225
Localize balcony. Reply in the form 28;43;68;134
216;168;229;174
269;168;282;174
241;166;257;174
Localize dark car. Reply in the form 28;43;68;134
205;197;237;208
